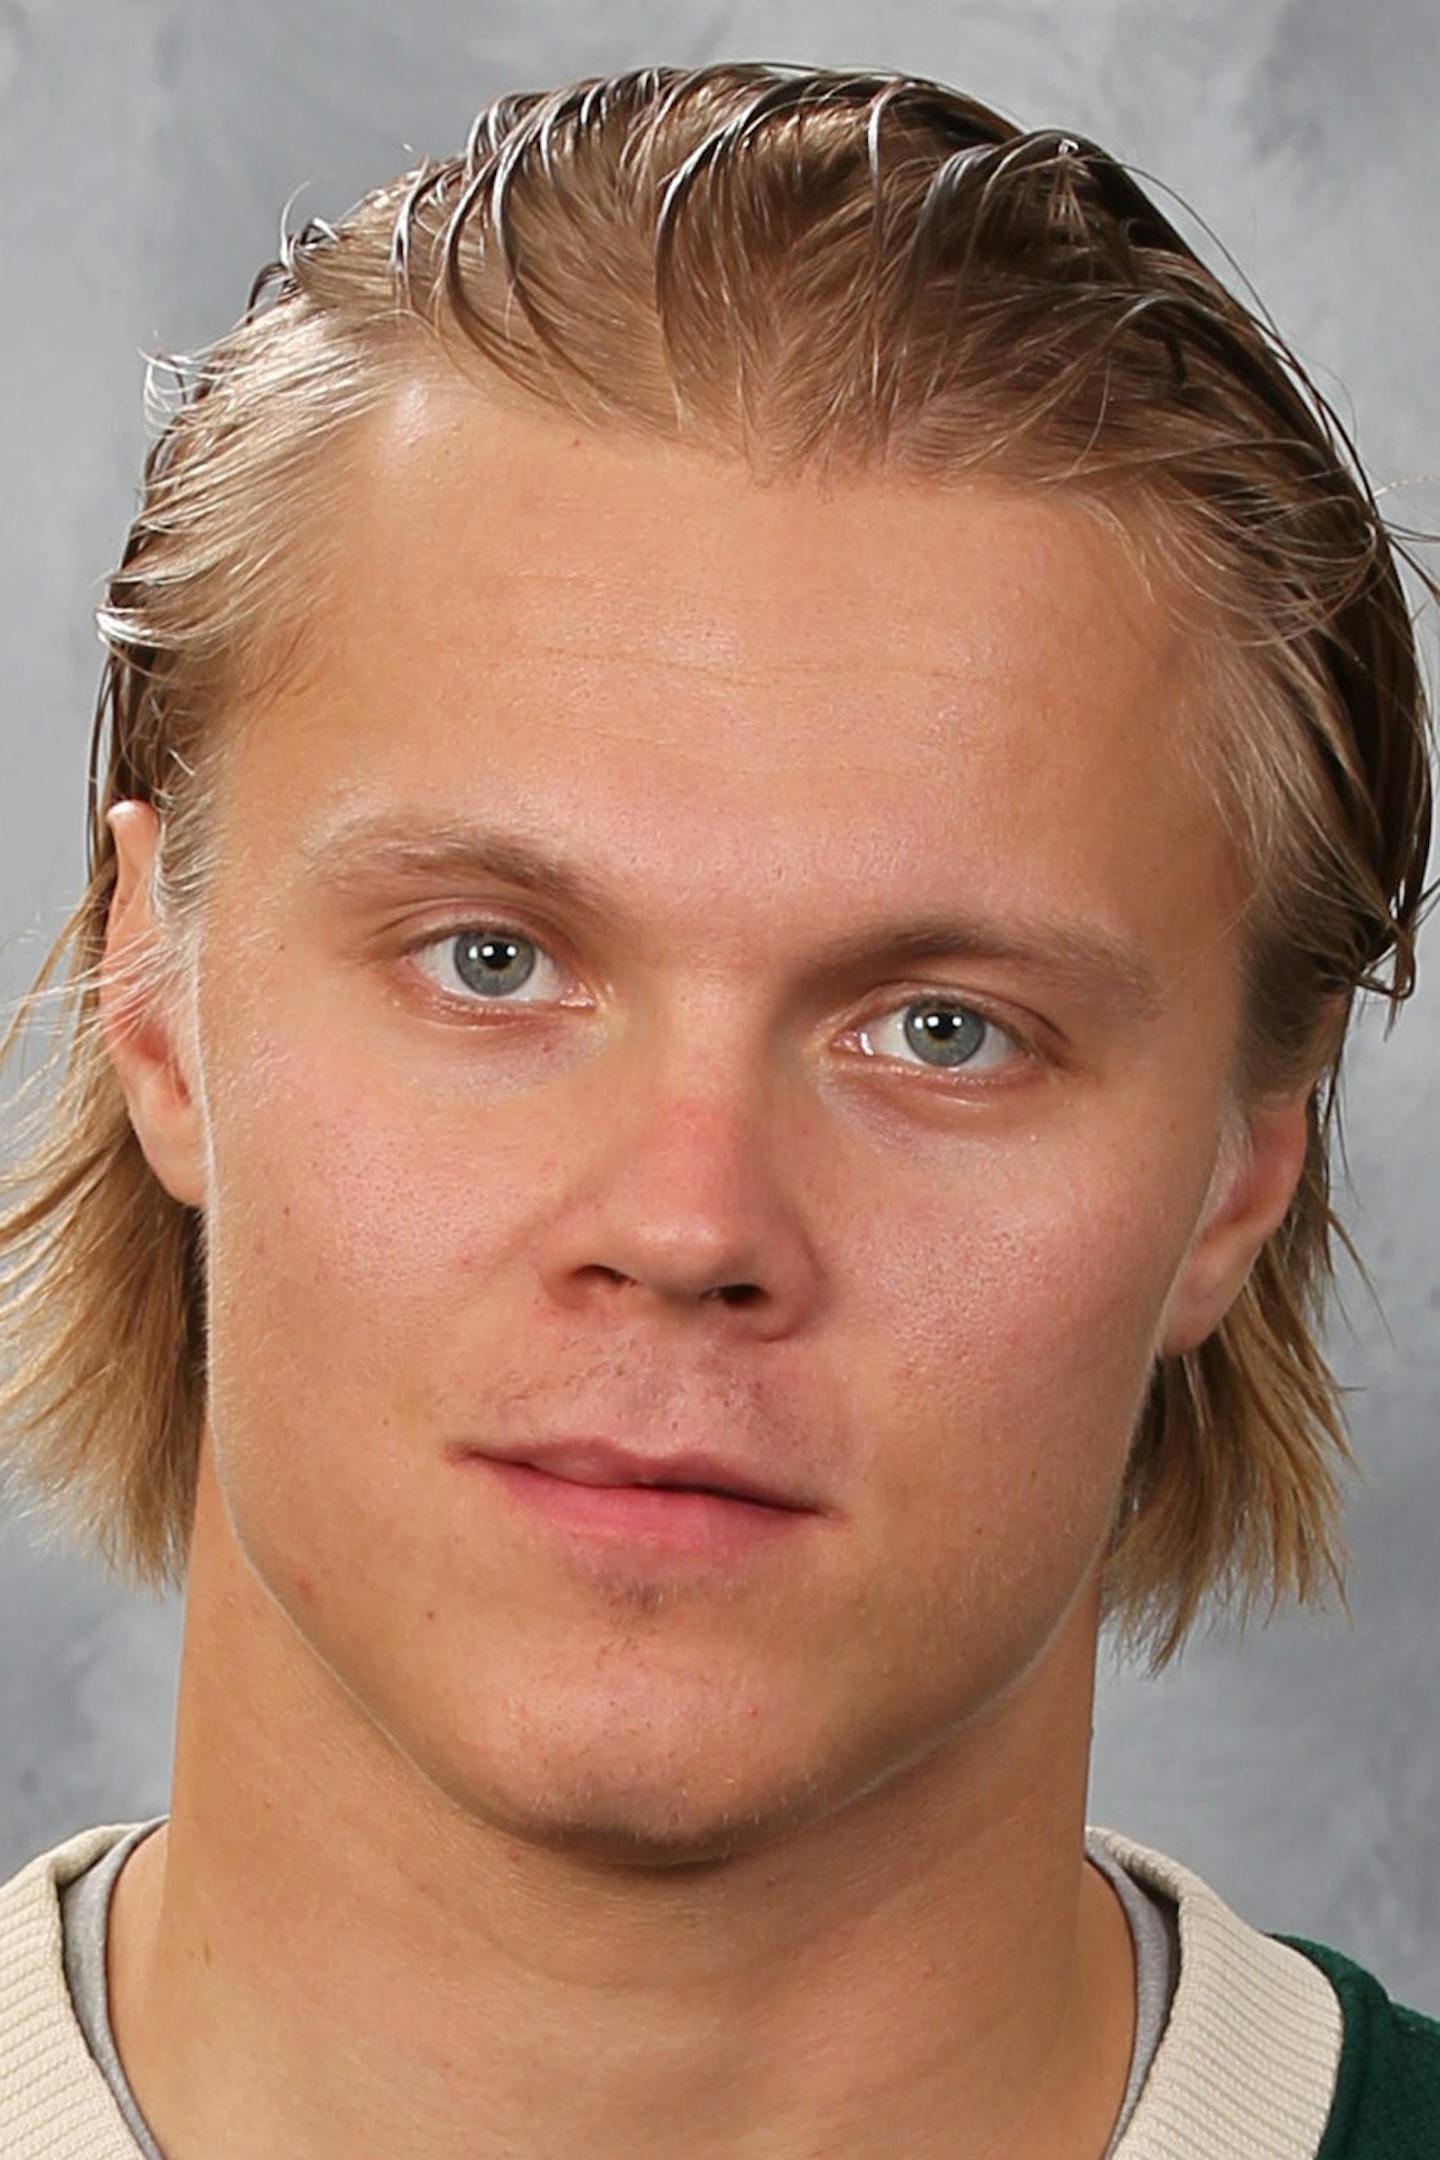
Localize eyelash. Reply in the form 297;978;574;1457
398;922;1038;1083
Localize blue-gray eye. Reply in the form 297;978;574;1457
904;1004;988;1066
451;931;538;998
860;999;1020;1075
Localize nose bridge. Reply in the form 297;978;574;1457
614;972;783;1162
536;984;821;1325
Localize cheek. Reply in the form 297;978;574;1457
191;1008;569;1659
197;1013;549;1456
843;1131;1197;1541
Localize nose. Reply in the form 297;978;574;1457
532;1061;823;1338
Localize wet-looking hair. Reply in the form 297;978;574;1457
0;62;1433;1675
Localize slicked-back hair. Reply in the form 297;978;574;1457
0;62;1433;1675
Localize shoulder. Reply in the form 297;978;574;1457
1273;1933;1440;2160
0;1822;156;2160
1090;1822;1437;2159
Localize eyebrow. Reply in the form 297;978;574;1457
296;812;1166;1024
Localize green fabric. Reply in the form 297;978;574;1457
1270;1933;1440;2158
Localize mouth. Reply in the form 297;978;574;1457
454;1443;823;1561
471;1438;817;1513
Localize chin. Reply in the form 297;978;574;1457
449;1736;835;1872
491;1793;806;1871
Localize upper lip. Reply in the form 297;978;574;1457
472;1438;817;1512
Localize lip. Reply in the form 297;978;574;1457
454;1438;824;1562
473;1437;817;1512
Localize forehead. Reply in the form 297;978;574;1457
341;378;1188;731
219;376;1237;970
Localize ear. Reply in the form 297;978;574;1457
99;801;208;1209
1158;1090;1312;1359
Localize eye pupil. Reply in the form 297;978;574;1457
903;1003;986;1067
453;931;537;998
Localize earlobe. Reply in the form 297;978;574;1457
1158;1094;1312;1359
100;801;207;1209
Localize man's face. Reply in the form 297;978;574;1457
169;383;1252;1862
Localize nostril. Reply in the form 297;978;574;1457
711;1282;762;1306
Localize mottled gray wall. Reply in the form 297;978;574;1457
2;0;1437;2010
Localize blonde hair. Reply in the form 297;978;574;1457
0;63;1433;1674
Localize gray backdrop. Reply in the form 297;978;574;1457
2;0;1436;2012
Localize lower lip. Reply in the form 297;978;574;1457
465;1458;815;1559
